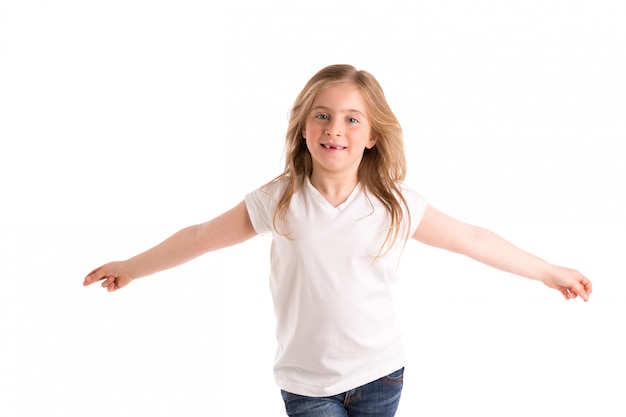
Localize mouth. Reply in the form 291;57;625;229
322;144;346;150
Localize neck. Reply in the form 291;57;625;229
309;170;358;207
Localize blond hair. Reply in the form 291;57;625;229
268;64;410;257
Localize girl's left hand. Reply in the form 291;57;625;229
542;266;592;301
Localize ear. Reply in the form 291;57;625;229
365;134;377;150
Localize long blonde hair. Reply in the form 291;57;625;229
269;64;410;257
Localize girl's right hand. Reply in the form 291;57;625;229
83;262;134;292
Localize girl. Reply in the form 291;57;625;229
84;64;592;417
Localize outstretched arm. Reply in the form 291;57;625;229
83;200;257;292
412;204;592;301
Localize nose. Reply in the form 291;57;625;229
325;119;341;136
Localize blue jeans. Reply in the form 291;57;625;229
281;368;404;417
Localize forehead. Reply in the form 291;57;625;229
311;83;367;113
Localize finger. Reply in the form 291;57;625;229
582;276;593;296
84;266;107;286
101;276;115;288
573;271;592;301
106;281;118;292
568;280;589;302
86;265;103;277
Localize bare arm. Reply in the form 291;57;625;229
412;204;592;301
83;200;257;292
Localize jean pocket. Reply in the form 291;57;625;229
381;367;404;386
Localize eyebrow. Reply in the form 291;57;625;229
311;106;366;117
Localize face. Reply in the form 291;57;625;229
302;83;376;180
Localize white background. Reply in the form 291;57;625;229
1;1;624;416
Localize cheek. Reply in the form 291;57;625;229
302;123;313;139
303;123;321;139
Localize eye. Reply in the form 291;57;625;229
315;113;329;120
347;117;359;124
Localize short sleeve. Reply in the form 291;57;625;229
244;178;287;235
400;185;428;237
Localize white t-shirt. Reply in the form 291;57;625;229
245;176;427;397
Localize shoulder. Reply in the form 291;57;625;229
265;175;291;192
397;183;426;203
249;175;290;199
398;182;428;218
245;175;297;212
